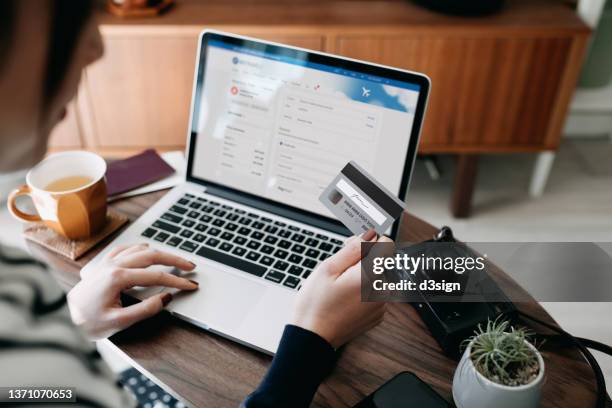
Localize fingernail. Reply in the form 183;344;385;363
188;261;196;268
161;293;173;306
189;279;199;287
361;229;377;241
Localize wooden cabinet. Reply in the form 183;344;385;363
335;35;579;153
54;0;588;215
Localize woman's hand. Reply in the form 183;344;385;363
67;243;199;339
291;230;389;348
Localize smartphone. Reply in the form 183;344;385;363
353;372;450;408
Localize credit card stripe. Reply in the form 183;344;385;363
341;162;405;216
336;179;386;225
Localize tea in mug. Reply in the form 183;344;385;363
45;176;93;192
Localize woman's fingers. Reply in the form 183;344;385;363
113;292;173;330
117;269;199;291
115;248;196;270
323;230;377;278
114;243;150;258
105;243;149;260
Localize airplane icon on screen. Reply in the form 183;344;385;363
361;87;371;97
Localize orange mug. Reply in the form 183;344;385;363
8;151;108;240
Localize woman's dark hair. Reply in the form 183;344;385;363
0;0;95;106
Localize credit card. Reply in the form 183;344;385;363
319;161;406;235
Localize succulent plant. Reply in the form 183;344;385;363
464;318;540;387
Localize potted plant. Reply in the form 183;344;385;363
452;318;544;408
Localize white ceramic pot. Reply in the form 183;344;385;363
452;339;545;408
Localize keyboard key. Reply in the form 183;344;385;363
213;219;225;227
196;196;208;203
261;245;274;254
288;254;303;264
226;222;238;231
169;205;187;215
202;205;214;213
261;217;272;223
316;234;329;241
288;225;300;231
265;270;286;283
247;212;260;219
187;211;201;219
179;241;198;253
189;202;202;209
200;214;212;223
195;223;208;232
332;246;341;254
141;228;157;238
238;227;251;235
152;221;180;234
177;198;189;205
306;248;320;258
239;217;252;226
205;237;220;247
278;229;292;238
260;256;274;266
252;221;265;229
265;225;278;234
274;249;288;259
247;240;261;250
291;244;306;254
291;233;305;243
302;270;312;279
283;276;301;289
221;232;234;241
303;258;317;268
264;236;278;245
319;242;333;252
274;220;286;227
273;260;289;271
246;251;261;262
161;212;183;224
302;230;314;236
180;230;194;238
330;238;343;245
234;236;247;245
226;213;240;221
234;209;246;214
320;253;330;261
305;238;319;247
154;232;169;242
208;227;221;236
213;209;226;217
278;239;291;249
193;233;206;243
288;265;304;276
166;236;182;247
183;219;196;228
251;231;264;240
219;242;233;252
185;193;195;198
232;247;246;257
222;204;233;210
209;201;220;206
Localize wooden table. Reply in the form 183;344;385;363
29;190;607;408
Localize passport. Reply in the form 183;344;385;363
319;161;406;235
106;149;175;196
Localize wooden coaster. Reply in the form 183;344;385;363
23;209;129;261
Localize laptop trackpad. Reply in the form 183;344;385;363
168;267;264;331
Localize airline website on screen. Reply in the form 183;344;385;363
192;39;421;217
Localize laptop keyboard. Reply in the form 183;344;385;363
140;193;344;290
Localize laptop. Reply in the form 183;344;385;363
81;30;430;354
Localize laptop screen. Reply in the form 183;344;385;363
189;32;428;222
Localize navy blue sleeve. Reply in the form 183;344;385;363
242;325;338;408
